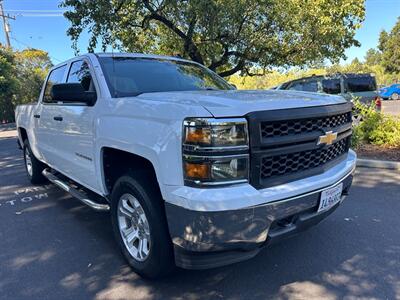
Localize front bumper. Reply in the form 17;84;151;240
164;151;357;269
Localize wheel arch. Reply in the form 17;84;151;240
17;127;28;148
101;147;162;196
18;127;28;141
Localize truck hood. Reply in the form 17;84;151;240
136;90;347;117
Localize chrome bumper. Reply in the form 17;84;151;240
166;170;354;269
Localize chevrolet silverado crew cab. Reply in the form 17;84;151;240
15;53;356;278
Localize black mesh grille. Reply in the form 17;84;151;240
261;138;348;179
261;112;351;138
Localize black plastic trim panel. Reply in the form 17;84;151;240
246;103;352;189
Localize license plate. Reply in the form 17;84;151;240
318;183;343;213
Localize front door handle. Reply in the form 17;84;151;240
33;114;40;119
53;116;63;121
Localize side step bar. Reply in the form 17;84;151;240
42;169;110;212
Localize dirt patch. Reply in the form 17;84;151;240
355;144;400;162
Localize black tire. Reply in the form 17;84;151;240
391;92;399;100
110;170;175;278
23;139;47;184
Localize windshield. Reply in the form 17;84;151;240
98;57;233;97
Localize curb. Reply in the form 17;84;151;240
0;130;17;139
357;158;400;170
0;123;16;132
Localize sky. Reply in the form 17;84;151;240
1;0;399;65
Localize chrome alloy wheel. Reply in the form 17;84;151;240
25;147;33;176
117;193;151;261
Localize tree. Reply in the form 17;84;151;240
0;47;52;122
378;17;400;74
0;47;18;122
14;49;53;105
61;0;365;77
378;30;389;52
364;48;381;66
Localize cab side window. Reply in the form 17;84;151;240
322;79;341;94
67;60;95;92
288;80;318;92
287;81;303;91
43;65;67;103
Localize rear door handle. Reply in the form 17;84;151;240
33;114;40;119
53;116;63;121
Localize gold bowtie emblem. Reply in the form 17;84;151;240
317;131;338;145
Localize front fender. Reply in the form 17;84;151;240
94;98;212;197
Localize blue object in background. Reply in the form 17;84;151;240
380;84;400;100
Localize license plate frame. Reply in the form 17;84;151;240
318;183;343;213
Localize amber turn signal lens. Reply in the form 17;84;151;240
184;162;210;179
185;127;211;144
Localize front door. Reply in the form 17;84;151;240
54;59;100;192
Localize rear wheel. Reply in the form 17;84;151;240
391;92;399;100
23;140;47;184
110;171;175;278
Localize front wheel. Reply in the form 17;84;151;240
110;171;175;278
391;92;399;100
23;140;47;184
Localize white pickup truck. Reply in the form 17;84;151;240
15;53;356;278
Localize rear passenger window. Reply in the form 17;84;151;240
43;65;66;103
322;79;341;94
67;60;95;92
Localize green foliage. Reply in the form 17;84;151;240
14;49;53;106
0;47;18;122
364;48;381;66
351;124;363;149
369;117;400;147
352;100;400;148
61;0;365;77
379;17;400;74
229;57;399;90
229;68;326;89
222;16;400;87
0;47;52;122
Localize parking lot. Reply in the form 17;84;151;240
1;133;400;300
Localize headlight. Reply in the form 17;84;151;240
182;118;249;186
183;118;248;148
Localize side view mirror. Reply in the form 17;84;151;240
51;83;96;105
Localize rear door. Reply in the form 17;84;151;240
53;59;100;191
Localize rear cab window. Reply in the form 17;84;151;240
345;76;377;93
43;65;67;103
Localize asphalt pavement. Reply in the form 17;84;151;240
1;134;400;300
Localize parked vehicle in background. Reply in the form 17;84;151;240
380;83;400;100
277;73;380;105
15;53;356;278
